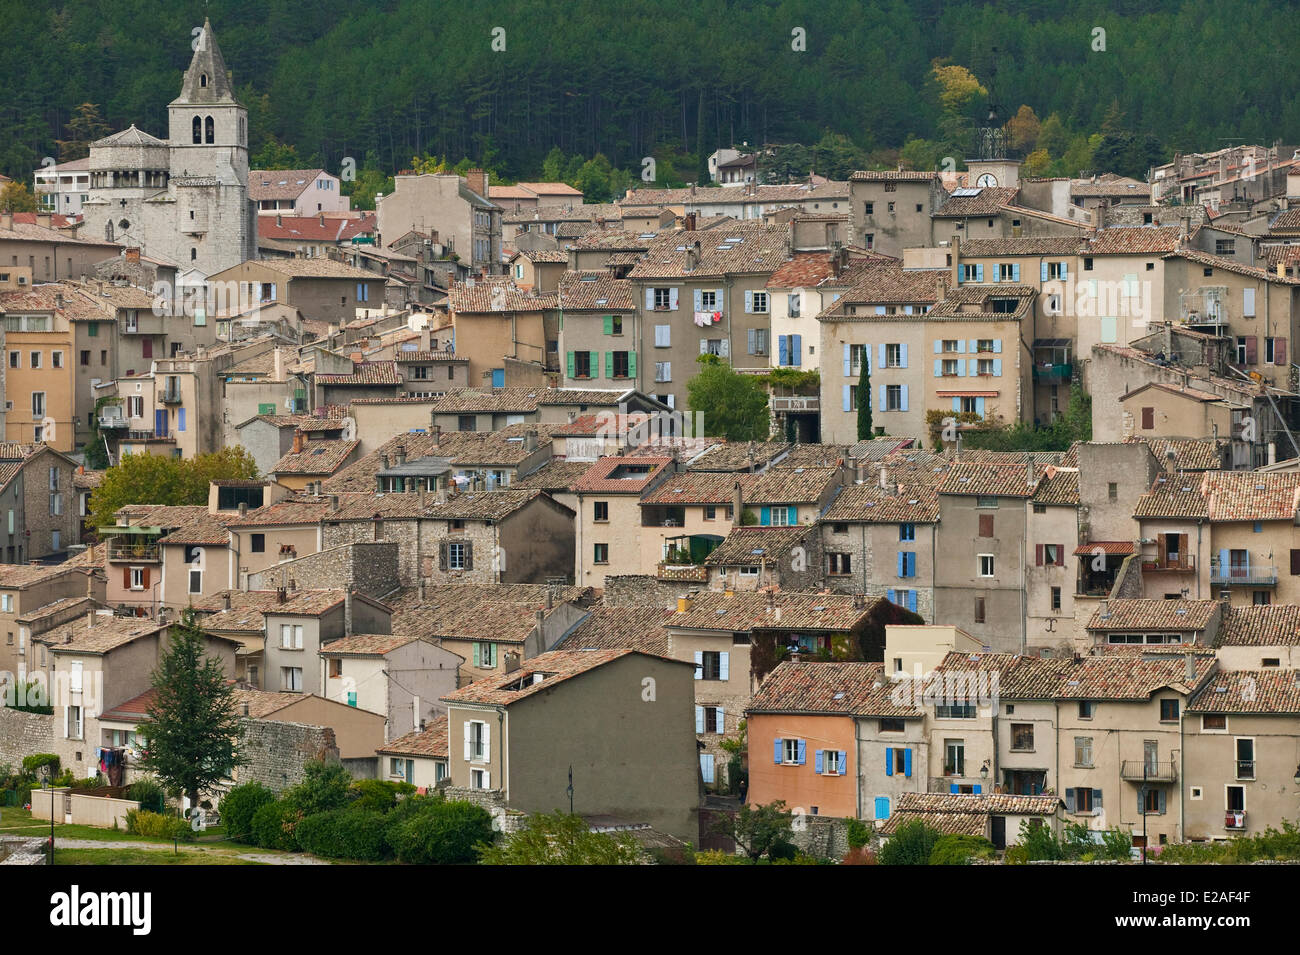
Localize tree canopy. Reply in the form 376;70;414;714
89;446;258;533
687;354;771;442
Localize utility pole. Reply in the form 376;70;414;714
566;765;574;815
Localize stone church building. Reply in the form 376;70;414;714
80;19;256;279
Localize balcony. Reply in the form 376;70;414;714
106;540;161;562
1120;760;1178;782
158;387;182;405
1033;362;1073;383
1141;554;1196;573
1210;564;1278;587
97;411;128;430
1236;760;1255;781
1225;811;1247;830
657;562;709;582
125;430;173;442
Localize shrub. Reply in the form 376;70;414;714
841;846;877;865
387;800;494;864
127;778;167;814
694;849;750;865
251;799;303;851
845;819;871;851
878;820;941;865
221;782;275;843
296;808;391;861
1004;844;1030;865
1019;820;1064;861
348;778;414;814
22;754;60;777
124;809;193;841
285;760;352;816
929;834;996;865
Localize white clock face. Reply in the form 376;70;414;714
976;173;998;187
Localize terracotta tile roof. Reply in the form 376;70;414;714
158;514;234;546
378;715;449;758
703;526;813;567
193;588;348;622
442;649;659;706
1188;670;1300;714
512;248;569;263
1165;249;1300;285
387;583;594;645
447;280;557;313
248;169;327;201
394;350;463;363
1126;437;1224;471
231;688;320;719
270;439;359;476
894;791;1061;816
556;271;636;310
880;810;988;837
933;186;1018;218
555;604;673;655
1085;227;1180;255
1070;175;1147;198
427;387;543;413
539;388;629;407
642;471;745;505
511;460;590;492
1053;655;1216;700
1031;468;1080;505
1214;605;1300;647
552;412;652;437
1201;471;1300;521
779;444;855;467
319;426;554;492
627;227;790;280
253;257;379;280
668;590;882;632
929;650;1022;681
41;614;166;654
1133;474;1211;519
573;456;673;493
848;170;939;182
112;504;211;528
570;230;655;251
421;488;547;521
960;237;1085;257
223;497;337;527
0;563;92;589
824;265;949;311
259;214;376;243
319;633;425;657
938;461;1042;498
98;688;161;723
743;467;837;505
1086;598;1219;632
1072;540;1135;556
997;656;1081;699
767;252;839;289
821;485;940;523
315;361;400;386
747;661;922;717
222;347;298;378
687;442;791;473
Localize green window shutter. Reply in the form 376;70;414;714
566;351;575;378
605;351;613;377
257;403;276;415
473;643;481;667
628;351;637;378
589;351;598;373
603;315;613;335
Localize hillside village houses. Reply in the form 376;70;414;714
11;20;1300;858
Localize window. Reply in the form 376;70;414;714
471;768;491;789
960;265;980;282
1142;788;1165;815
783;738;802;764
281;667;303;692
280;624;304;649
31;393;45;418
1011;723;1034;751
448;541;467;570
976;496;997;508
737;566;759;577
751;291;768;313
188;568;202;594
67;704;83;740
1083;257;1094;271
51;351;62;369
880;718;905;733
944;740;965;776
885;343;903;368
787;293;800;318
1050;586;1062;611
899;523;915;541
655;361;671;382
885;385;903;411
897;552;916;578
250;533;265;553
474;642;497;668
1074;737;1093;767
468;720;489;761
978;514;994;538
129;567;144;591
573;351;593;378
653;287;672;310
1202;714;1227;731
827;552;852;575
593;501;609;522
1236;738;1255;779
978;554;995;577
7;352;15;369
973;597;985;624
748;328;769;355
936;702;976;719
1078;700;1094;719
611;351;630;378
700;650;727;681
941;358;960;376
593;542;609;564
607;315;623;335
1159;699;1179;722
1074;788;1096;813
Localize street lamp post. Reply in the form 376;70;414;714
42;767;54;865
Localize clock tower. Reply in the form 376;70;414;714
966;105;1021;190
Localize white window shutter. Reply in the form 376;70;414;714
899;343;908;368
744;290;753;313
699;339;708;354
695;706;705;733
719;652;730;681
463;722;472;761
482;770;490;788
669;288;679;310
694;650;703;680
645;288;654;310
720;339;729;357
694;288;703;312
716;706;724;732
482;722;491;762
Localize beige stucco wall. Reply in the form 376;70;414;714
1183;710;1300;841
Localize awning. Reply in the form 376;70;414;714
936;391;999;398
1073;541;1136;556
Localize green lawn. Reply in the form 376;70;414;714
54;847;261;865
0;806;227;844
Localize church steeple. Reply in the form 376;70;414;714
173;18;239;106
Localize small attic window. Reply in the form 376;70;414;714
200;73;208;88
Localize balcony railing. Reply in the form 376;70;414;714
1210;564;1278;587
1236;760;1255;780
158;388;182;405
1120;760;1178;782
124;430;173;442
1225;811;1247;830
657;563;709;582
106;540;161;562
1142;555;1196;573
1033;362;1073;382
97;414;128;430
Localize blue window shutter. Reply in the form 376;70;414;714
778;335;788;366
973;784;982;794
976;397;986;417
694;288;703;312
956;360;965;377
815;749;825;774
952;397;961;413
774;738;784;763
843;344;851;377
991;265;1000;283
950;784;959;794
875;305;886;315
178;408;186;432
956;339;966;353
906;590;917;612
1041;262;1049;283
899;343;907;368
787;506;797;525
969;339;979;354
694;650;703;680
877;343;886;370
492;368;505;387
719;653;729;681
933;340;942;354
934;359;943;377
993;338;1002;353
1012;264;1020;282
975;265;984;282
1060;261;1068;279
695;706;705;734
838;751;847;774
879;384;886;409
908;553;916;576
792;334;802;366
744;290;753;313
897;552;905;577
842;384;852;412
797;740;806;765
993;359;1002;376
1218;549;1230;573
886;588;896;603
760;506;771;526
875;796;890;820
900;385;908;412
885;748;894;776
903;748;913;778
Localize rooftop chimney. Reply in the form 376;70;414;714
1184;653;1196;684
394;445;406;466
277;586;287;604
732;480;744;523
238;501;248;517
291;429;306;455
1026;459;1035;486
223;592;231;612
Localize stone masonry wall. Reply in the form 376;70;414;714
234;719;339;793
0;708;55;772
249;541;400;599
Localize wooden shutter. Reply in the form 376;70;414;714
979;514;994;538
1245;336;1258;365
1276;338;1288;366
1156;533;1167;569
141;568;150;589
123;567;132;589
438;541;448;571
1290;549;1300;576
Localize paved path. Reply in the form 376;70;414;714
53;837;329;865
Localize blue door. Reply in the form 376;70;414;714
154;409;168;437
491;368;505;388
